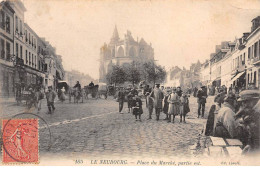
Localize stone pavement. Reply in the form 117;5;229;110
0;96;214;160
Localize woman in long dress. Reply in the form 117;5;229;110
167;87;180;123
60;87;66;103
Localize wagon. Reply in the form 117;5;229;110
84;85;99;99
97;83;108;99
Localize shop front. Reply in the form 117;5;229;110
231;71;246;90
23;66;45;90
0;64;15;97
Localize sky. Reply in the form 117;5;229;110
22;0;260;79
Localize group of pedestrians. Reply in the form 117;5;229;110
117;86;143;121
27;85;56;114
117;83;190;123
147;84;190;123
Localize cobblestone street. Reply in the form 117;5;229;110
1;96;214;160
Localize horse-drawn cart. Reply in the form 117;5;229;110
84;85;99;99
97;83;107;99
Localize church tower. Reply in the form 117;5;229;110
110;25;120;45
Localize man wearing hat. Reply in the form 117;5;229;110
197;86;208;118
150;83;164;121
235;90;260;154
46;86;56;114
214;92;238;138
73;81;81;91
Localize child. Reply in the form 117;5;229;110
179;93;190;123
132;95;143;121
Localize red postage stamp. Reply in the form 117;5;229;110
2;119;39;163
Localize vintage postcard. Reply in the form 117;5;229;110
0;0;260;166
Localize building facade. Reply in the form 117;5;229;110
0;1;15;97
198;16;260;92
246;17;260;89
0;0;65;97
99;26;154;82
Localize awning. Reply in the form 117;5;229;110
231;71;245;81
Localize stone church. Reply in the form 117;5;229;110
99;26;154;82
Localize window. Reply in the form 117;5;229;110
29;52;31;65
248;47;251;59
254;71;257;84
19;20;22;35
254;42;258;58
15;16;18;32
0;39;5;59
259;40;260;58
20;46;23;59
35;55;37;68
38;61;40;70
29;33;31;44
252;45;254;58
32;54;34;66
38;46;40;54
242;53;245;65
6;42;10;61
251;72;253;83
0;10;5;29
16;43;18;58
25;30;28;42
32;36;34;47
240;55;242;66
26;50;28;64
6;15;10;33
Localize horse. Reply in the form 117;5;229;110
69;88;83;104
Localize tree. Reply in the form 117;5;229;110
106;65;126;86
141;61;166;85
155;64;166;84
123;62;141;86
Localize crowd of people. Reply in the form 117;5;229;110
16;79;260;156
116;83;260;155
116;84;191;123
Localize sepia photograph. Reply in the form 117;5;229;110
0;0;260;166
